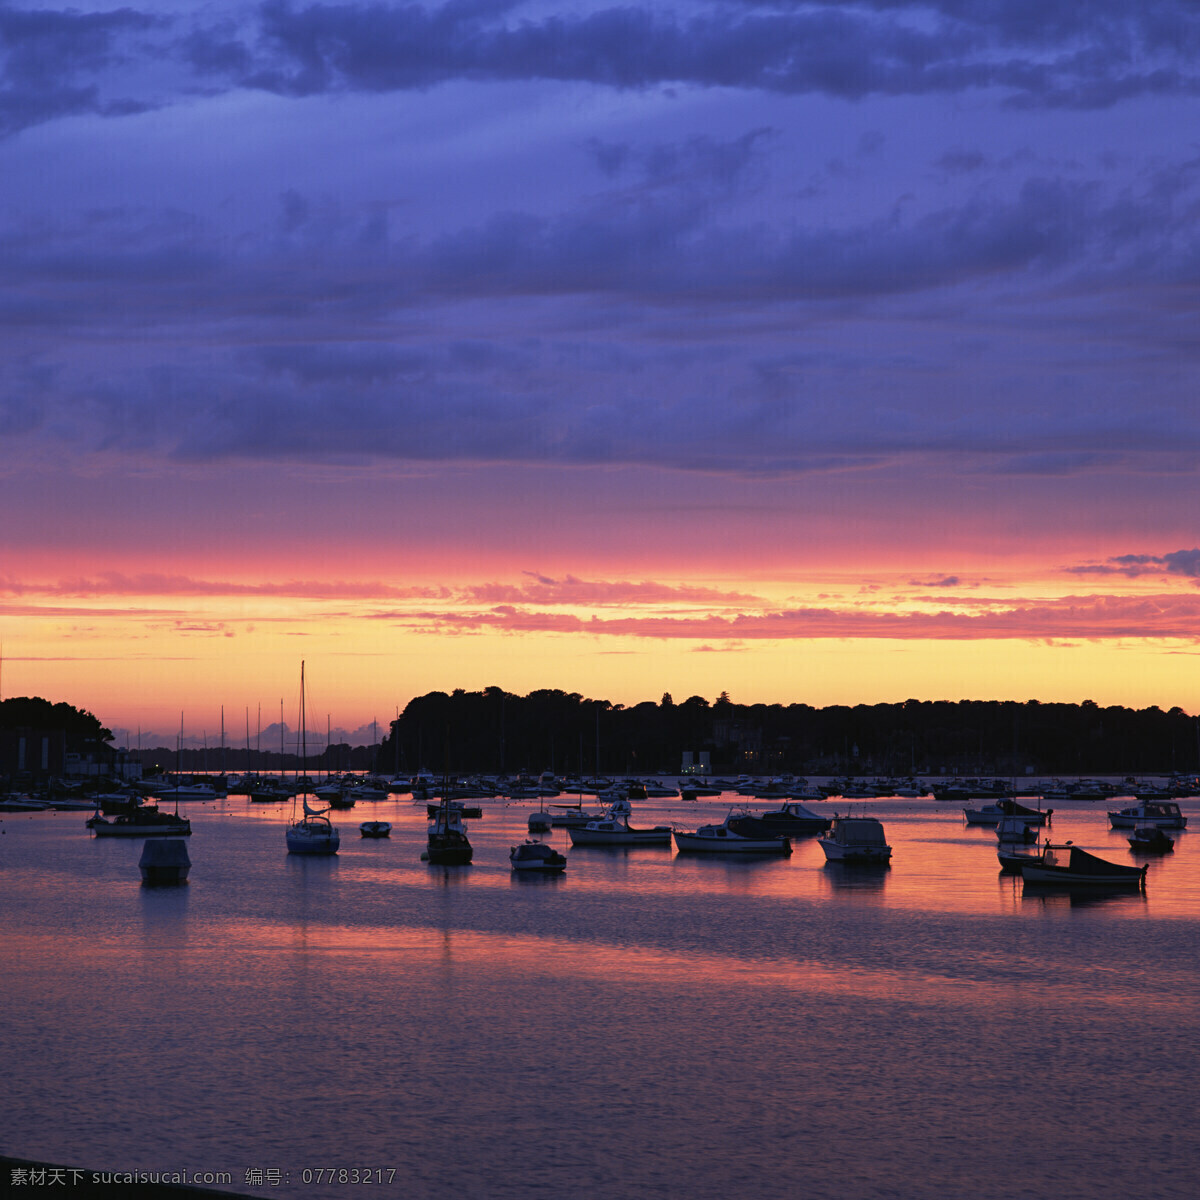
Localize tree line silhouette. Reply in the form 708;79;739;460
379;688;1200;777
5;691;1200;778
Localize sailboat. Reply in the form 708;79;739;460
285;663;339;856
424;761;473;865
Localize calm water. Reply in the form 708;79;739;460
2;793;1198;1199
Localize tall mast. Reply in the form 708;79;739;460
300;662;306;785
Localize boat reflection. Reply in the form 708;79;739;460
509;870;566;885
819;862;891;893
1021;882;1148;910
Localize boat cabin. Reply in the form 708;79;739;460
829;816;889;845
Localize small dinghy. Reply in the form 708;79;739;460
1128;825;1174;854
510;841;567;873
359;821;392;838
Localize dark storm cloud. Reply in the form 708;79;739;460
0;5;156;135
5;1;1200;140
1066;549;1200;580
217;1;1200;109
3;133;1200;475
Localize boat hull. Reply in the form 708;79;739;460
286;825;340;855
1108;804;1187;829
568;826;672;846
426;845;473;865
91;818;191;837
672;829;791;854
1019;843;1146;887
818;840;892;864
1020;864;1145;887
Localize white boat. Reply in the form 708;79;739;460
567;801;672;846
818;815;892;863
0;795;49;812
547;802;607;828
155;780;222;801
285;664;339;855
510;841;567;873
673;811;791;854
995;814;1039;843
635;779;679;798
286;807;340;855
1107;800;1187;829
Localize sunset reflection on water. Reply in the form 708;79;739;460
1;795;1198;1200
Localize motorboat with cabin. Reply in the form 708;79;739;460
995;814;1040;844
963;798;1051;826
1107;800;1187;829
567;799;672;846
139;838;191;885
818;815;892;864
673;811;792;854
748;802;831;837
88;805;192;837
510;841;567;873
1127;825;1174;853
425;796;473;865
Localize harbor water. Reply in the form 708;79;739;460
2;793;1198;1199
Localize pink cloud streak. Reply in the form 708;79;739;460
386;593;1200;642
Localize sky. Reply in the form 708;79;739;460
3;0;1200;744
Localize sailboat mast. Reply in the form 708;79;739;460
300;662;307;783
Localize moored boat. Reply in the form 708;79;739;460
567;801;672;846
359;820;392;838
1128;825;1174;853
425;796;473;865
1019;841;1147;888
0;795;48;812
510;841;567;873
89;806;191;837
673;811;791;854
995;814;1040;843
964;799;1051;826
818;815;892;864
997;844;1042;873
139;837;191;885
747;802;831;837
1107;800;1187;830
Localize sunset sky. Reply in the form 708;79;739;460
3;1;1200;745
